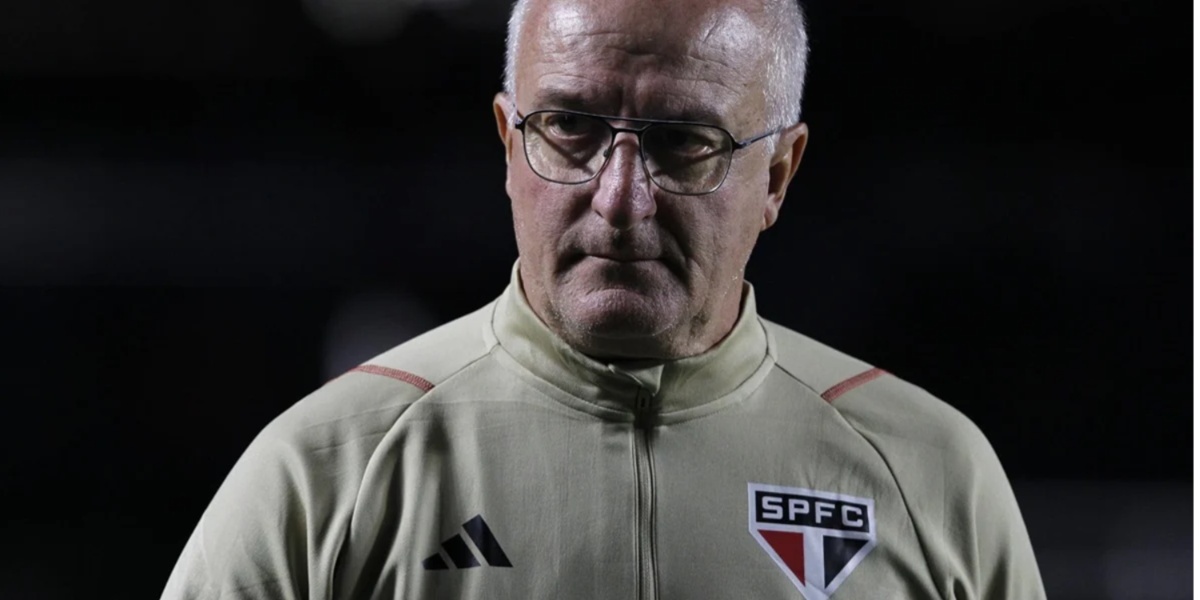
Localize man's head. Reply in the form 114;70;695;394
493;0;810;360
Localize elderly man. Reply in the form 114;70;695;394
163;0;1045;597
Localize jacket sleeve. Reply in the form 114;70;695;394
160;374;419;600
836;381;1046;600
940;420;1046;600
161;422;329;600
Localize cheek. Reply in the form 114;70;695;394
508;164;577;255
720;164;772;243
668;190;764;278
675;194;756;251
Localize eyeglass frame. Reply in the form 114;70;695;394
511;108;785;196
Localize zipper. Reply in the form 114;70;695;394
633;387;657;600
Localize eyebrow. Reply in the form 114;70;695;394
528;87;729;128
528;88;607;113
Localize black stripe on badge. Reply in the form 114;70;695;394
463;515;513;567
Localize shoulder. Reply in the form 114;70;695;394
355;301;497;389
762;317;986;458
161;302;504;598
264;301;498;447
764;319;1043;594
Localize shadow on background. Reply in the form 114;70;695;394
0;0;1190;598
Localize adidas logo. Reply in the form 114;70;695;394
422;515;513;570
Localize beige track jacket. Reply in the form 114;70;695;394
163;268;1045;600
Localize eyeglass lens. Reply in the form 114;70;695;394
522;112;734;194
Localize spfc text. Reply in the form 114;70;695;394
754;490;870;533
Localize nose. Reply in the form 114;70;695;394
591;132;656;231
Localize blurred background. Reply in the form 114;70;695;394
0;0;1190;597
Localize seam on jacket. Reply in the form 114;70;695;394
221;574;287;597
651;351;777;426
346;345;494;480
350;365;435;392
773;366;947;600
196;513;216;599
821;367;888;403
333;349;494;596
489;347;634;422
771;361;826;399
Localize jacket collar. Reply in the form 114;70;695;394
489;263;771;416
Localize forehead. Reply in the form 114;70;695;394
517;0;768;125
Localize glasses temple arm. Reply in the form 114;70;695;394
732;125;788;150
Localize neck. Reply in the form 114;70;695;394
533;278;746;362
490;266;772;416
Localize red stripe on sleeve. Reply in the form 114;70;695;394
350;365;435;393
820;367;887;403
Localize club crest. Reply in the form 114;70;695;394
748;483;877;599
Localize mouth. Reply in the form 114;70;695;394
587;253;660;264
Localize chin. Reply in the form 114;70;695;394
558;287;679;342
545;259;691;354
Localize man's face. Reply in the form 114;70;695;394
495;0;806;359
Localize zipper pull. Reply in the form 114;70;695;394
635;388;652;411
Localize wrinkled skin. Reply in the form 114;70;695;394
494;0;808;360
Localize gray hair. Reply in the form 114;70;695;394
502;0;810;132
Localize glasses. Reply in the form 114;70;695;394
513;109;782;196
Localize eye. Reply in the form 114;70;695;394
652;125;720;156
543;113;598;137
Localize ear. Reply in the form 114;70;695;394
493;92;516;166
762;121;809;231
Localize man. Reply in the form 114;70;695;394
163;0;1046;597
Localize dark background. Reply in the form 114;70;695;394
0;0;1190;598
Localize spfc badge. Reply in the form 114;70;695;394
748;483;877;599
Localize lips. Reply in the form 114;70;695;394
588;253;659;263
564;228;671;269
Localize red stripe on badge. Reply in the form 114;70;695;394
820;368;887;403
760;530;805;584
350;365;435;392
